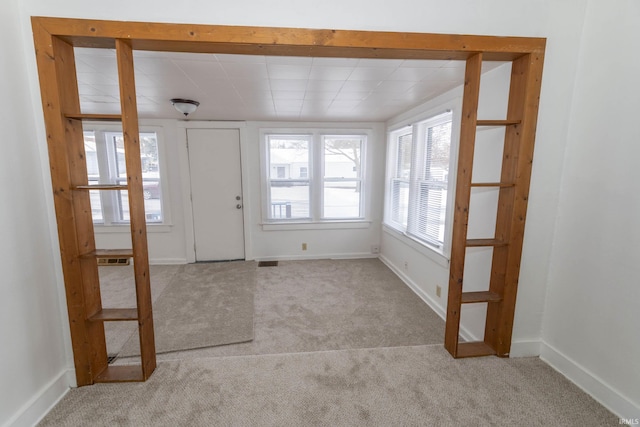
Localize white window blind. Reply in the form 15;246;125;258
390;130;412;227
386;111;453;249
407;116;452;247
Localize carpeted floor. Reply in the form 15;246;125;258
40;344;617;426
100;261;255;357
116;258;445;362
41;259;617;425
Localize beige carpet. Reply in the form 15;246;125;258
40;344;617;426
122;258;445;361
100;261;256;357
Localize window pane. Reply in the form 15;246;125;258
391;179;409;226
268;136;310;219
84;131;104;223
323;136;361;179
395;133;412;179
408;114;452;246
270;183;310;219
113;133;163;223
323;181;361;218
268;136;309;180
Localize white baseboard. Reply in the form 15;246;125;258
4;369;73;427
540;341;640;419
509;340;541;358
255;252;378;262
379;254;476;343
149;258;187;265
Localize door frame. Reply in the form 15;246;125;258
31;16;545;384
178;122;251;263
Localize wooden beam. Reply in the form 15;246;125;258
32;17;545;61
485;52;545;356
444;52;483;357
32;23;106;386
115;39;156;379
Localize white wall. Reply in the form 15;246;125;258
9;0;638;423
540;0;640;419
0;1;72;426
244;121;385;261
380;64;519;343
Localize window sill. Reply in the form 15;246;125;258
94;223;172;234
261;220;371;231
382;223;450;268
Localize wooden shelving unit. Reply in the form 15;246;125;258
445;51;545;358
32;26;156;385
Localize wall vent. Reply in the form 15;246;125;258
97;258;130;266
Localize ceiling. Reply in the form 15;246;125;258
74;48;506;122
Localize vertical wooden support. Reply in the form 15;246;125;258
32;24;107;385
445;53;483;357
115;39;156;379
486;52;545;356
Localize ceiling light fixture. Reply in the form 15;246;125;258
170;98;200;116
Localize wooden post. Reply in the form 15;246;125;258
115;39;156;379
445;53;483;357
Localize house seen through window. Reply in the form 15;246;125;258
265;132;365;221
84;130;163;225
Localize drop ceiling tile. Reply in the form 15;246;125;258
312;57;360;67
274;99;304;110
305;80;344;92
270;79;308;91
387;67;435;81
222;62;269;79
334;91;370;101
347;67;396;81
341;80;381;92
303;91;338;100
133;57;179;75
272;91;306;100
215;53;266;63
267;64;312;80
230;79;271;92
266;56;313;65
357;58;404;67
173;60;227;80
308;66;354;81
400;59;451;68
77;72;118;85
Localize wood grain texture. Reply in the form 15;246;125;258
32;17;545;61
445;53;483;358
115;39;156;379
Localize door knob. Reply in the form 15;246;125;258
236;204;242;209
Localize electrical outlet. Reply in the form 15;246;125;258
371;245;380;254
302;243;307;251
436;285;442;298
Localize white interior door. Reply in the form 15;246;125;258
187;128;245;261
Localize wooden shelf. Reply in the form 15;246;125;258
466;239;508;247
65;113;122;122
476;119;521;126
470;182;515;188
461;291;502;304
88;308;138;322
94;249;134;258
456;342;497;358
74;184;127;191
94;365;144;383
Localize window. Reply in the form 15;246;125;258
84;129;164;225
322;135;363;219
386;111;453;250
263;131;366;222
